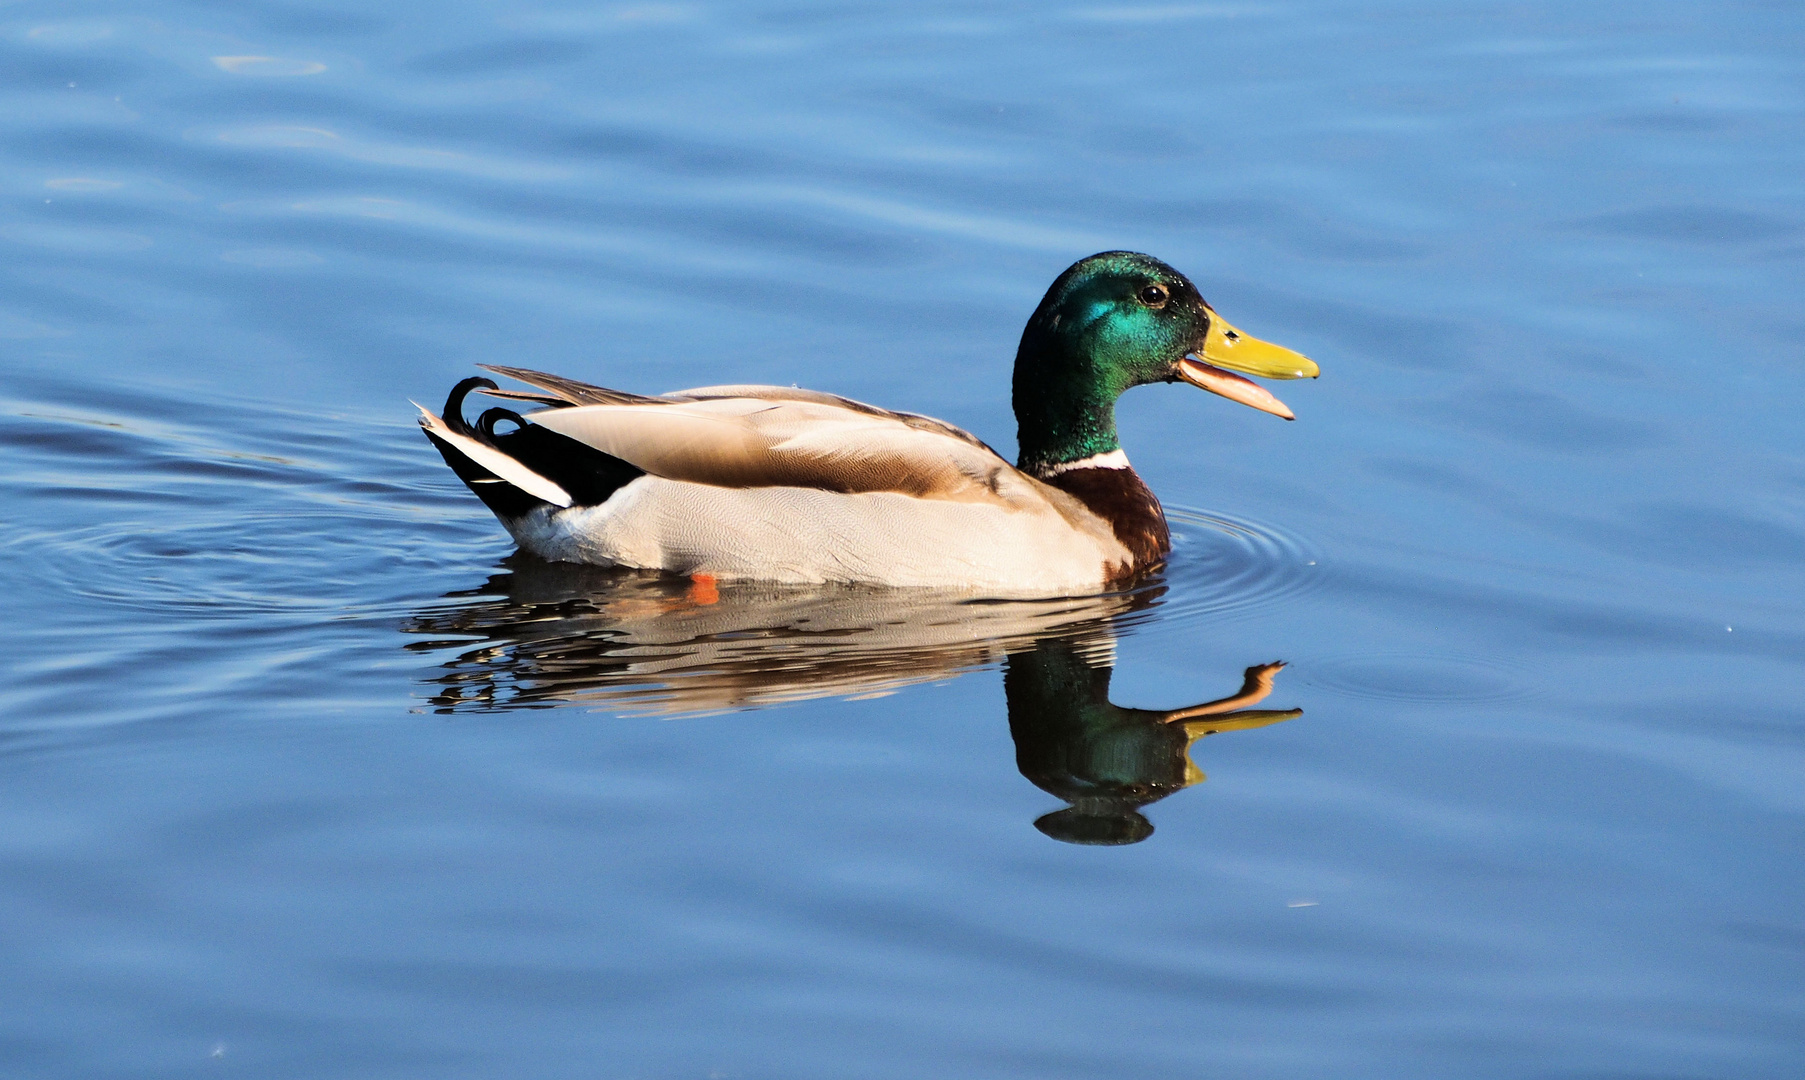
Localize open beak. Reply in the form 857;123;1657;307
1176;308;1319;420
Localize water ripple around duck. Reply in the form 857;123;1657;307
1;390;489;628
1300;650;1540;705
1157;504;1326;625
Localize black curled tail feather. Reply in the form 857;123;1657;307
477;406;526;440
429;375;647;517
429;375;545;520
443;377;499;438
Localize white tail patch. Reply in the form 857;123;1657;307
414;402;573;508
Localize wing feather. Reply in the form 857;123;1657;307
478;364;671;407
476;369;999;456
472;387;568;406
674;384;1001;455
526;393;1023;502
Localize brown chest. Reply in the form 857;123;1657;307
1043;467;1171;578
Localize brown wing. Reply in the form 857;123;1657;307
524;393;1030;503
673;384;1004;458
477;364;672;408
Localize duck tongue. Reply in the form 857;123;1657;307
1177;356;1295;420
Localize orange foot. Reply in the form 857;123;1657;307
687;573;719;606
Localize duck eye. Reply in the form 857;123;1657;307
1138;284;1169;307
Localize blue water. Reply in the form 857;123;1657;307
3;0;1803;1076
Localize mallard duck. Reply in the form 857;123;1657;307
419;251;1318;594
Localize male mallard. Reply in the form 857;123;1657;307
419;251;1318;595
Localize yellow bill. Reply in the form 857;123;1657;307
1176;710;1303;787
1177;308;1319;420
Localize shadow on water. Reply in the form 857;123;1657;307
405;558;1301;845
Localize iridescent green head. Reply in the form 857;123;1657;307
1011;251;1318;476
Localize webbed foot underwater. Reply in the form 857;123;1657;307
419;252;1318;594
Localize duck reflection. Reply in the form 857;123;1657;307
406;558;1299;844
1007;641;1297;845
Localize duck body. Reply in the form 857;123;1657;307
419;253;1316;596
424;378;1158;594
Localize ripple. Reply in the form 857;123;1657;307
44;177;123;192
210;125;571;181
1157;504;1326;622
221;247;326;268
1303;651;1538;704
212;56;329;77
39;511;444;620
23;22;118;45
1;223;152;254
2;393;487;625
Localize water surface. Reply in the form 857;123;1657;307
2;1;1803;1077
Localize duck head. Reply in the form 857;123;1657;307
1012;251;1318;475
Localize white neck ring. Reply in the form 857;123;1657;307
1040;449;1131;477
